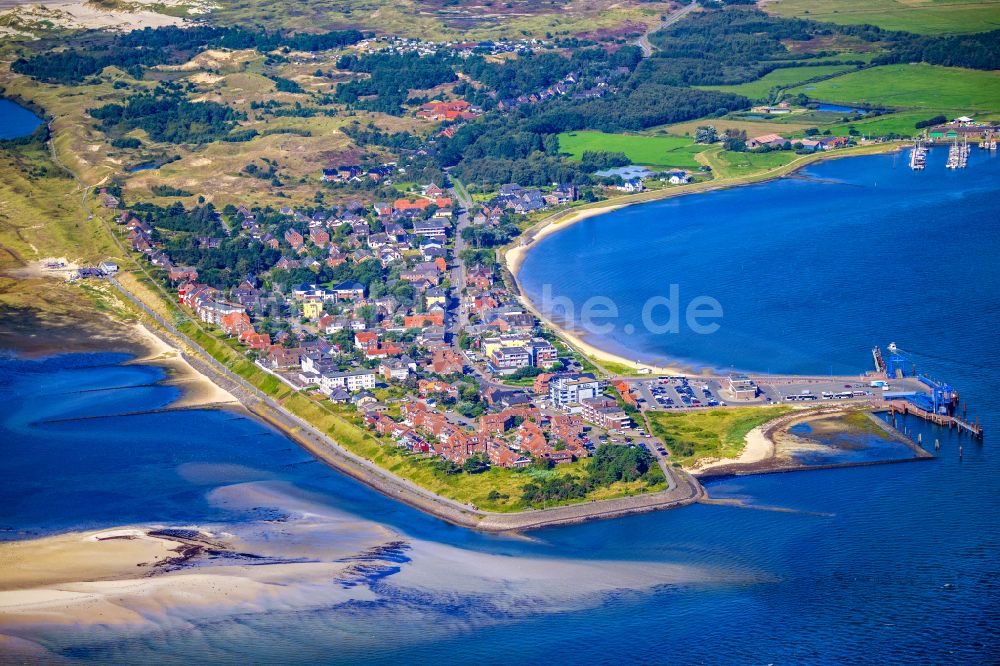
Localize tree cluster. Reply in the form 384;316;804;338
89;89;242;144
12;26;364;84
333;52;457;115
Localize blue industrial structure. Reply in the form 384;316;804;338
887;353;913;378
914;375;958;415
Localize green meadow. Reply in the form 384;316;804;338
826;110;950;138
764;0;1000;35
558;131;707;169
699;64;857;100
787;64;1000;113
702;149;799;179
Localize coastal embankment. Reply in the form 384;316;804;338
107;279;704;533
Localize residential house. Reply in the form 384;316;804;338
332;280;365;301
488;346;531;374
580;397;631;430
747;133;787;149
430;349;463;375
284;228;305;250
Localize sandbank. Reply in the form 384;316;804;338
126;321;238;409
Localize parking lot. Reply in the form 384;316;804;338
626;375;929;412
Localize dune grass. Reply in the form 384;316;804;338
662;117;817;139
647;406;791;466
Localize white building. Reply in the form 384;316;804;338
549;374;601;407
319;370;377;394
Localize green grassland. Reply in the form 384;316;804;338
788;64;1000;112
0;137;137;352
702;149;799;179
663;117;817;139
765;0;1000;35
826;110;951;137
558;131;707;169
647;406;792;467
699;64;857;100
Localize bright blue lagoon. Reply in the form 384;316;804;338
2;149;998;663
0;98;42;139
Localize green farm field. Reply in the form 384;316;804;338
558;131;707;169
699;64;857;100
787;64;1000;113
764;0;1000;35
826;110;951;137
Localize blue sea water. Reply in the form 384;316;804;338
0;98;43;139
520;147;1000;376
2;148;999;663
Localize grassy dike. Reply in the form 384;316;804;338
181;316;669;513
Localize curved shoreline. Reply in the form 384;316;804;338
504;142;906;376
118;309;705;534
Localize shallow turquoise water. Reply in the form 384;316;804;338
2;148;998;663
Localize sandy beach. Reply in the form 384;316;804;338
0;0;189;35
688;424;776;474
126;321;238;409
505;204;689;377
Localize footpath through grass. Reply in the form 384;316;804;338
648;406;791;467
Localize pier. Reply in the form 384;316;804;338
946;136;970;169
908;141;927;170
883;401;984;440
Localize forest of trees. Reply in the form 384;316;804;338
12;26;364;84
520;444;657;503
437;78;745;186
645;8;886;87
461;45;642;102
875;28;1000;71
